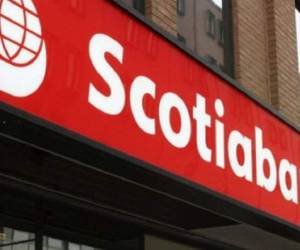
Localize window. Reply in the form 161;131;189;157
0;227;35;250
68;243;80;250
207;10;216;38
121;0;234;77
42;238;105;250
45;237;64;250
177;0;185;16
218;20;225;45
176;0;233;76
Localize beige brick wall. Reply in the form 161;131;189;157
232;0;300;125
270;0;300;124
145;0;177;36
232;0;271;103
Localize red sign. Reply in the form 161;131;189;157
0;0;300;226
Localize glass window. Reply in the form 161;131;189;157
43;235;140;250
177;0;231;74
218;20;224;45
177;0;185;16
13;230;30;242
68;243;80;250
0;227;35;250
119;0;234;76
46;237;64;250
207;10;216;38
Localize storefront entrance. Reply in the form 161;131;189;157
1;102;300;250
0;105;240;250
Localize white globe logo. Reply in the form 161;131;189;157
0;0;47;97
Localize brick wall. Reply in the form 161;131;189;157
231;0;270;103
270;0;300;124
232;0;300;125
145;0;177;36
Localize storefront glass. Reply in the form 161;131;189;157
43;237;104;250
0;226;208;250
0;227;35;250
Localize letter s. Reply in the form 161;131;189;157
88;34;125;115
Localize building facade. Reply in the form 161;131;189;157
0;1;300;250
124;0;300;126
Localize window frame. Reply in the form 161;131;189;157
218;19;225;46
223;0;234;77
206;10;216;38
177;0;185;16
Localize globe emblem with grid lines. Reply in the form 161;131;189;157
0;0;43;66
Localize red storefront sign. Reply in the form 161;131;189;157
0;0;299;226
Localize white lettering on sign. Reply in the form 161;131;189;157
88;33;299;205
88;34;125;115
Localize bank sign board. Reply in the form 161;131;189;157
0;0;300;227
